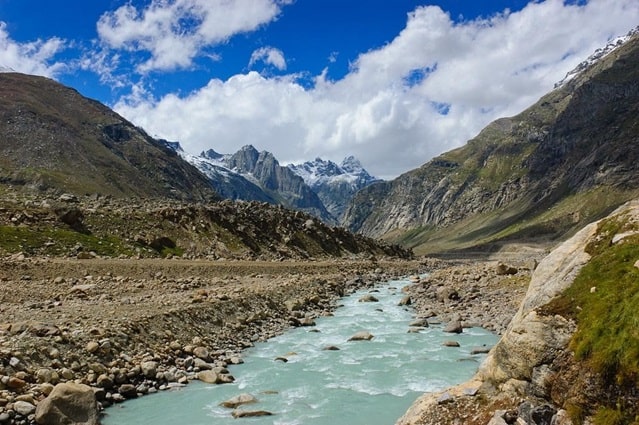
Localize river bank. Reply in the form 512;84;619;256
0;254;535;424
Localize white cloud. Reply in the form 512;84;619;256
249;46;287;71
114;0;639;179
97;0;285;72
0;22;67;77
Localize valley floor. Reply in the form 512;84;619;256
0;253;538;424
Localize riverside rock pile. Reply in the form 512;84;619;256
404;259;535;336
0;256;418;424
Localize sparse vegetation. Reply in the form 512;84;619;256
549;215;639;424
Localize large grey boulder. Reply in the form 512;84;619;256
35;382;99;425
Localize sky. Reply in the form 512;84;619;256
0;1;638;179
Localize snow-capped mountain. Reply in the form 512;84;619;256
162;142;334;223
288;156;380;220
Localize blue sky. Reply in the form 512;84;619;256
0;0;637;178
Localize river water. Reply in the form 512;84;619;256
102;278;498;425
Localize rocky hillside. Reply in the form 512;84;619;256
0;73;216;201
288;156;380;221
396;198;639;425
343;29;639;255
0;190;411;261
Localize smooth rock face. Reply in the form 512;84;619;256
35;382;99;425
477;221;596;390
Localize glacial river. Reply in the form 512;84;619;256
102;278;498;425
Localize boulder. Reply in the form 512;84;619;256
232;410;273;418
398;295;412;306
220;393;258;408
193;346;210;361
322;345;340;351
443;320;463;334
358;294;379;302
35;382;99;425
140;360;158;378
118;384;138;399
409;318;429;327
496;262;518;276
197;370;219;384
348;331;374;341
298;317;316;327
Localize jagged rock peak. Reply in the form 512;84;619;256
288;155;378;188
340;155;365;174
159;139;183;152
201;148;223;160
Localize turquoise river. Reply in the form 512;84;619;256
102;277;498;425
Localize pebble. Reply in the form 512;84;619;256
12;400;36;416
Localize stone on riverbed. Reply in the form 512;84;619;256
197;370;219;384
232;410;273;418
358;294;379;302
13;401;36;416
409;318;429;328
221;393;258;409
444;320;463;334
35;382;99;425
348;331;374;341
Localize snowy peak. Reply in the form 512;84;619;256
200;148;225;161
288;156;380;220
288;156;379;189
556;26;639;88
159;139;184;153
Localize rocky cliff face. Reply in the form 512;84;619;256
343;30;639;254
396;199;639;425
288;156;380;220
0;73;217;201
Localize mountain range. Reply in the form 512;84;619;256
1;27;638;259
170;143;379;223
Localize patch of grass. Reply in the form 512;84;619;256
592;407;626;425
567;233;639;385
551;215;639;423
0;225;135;257
159;245;184;258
